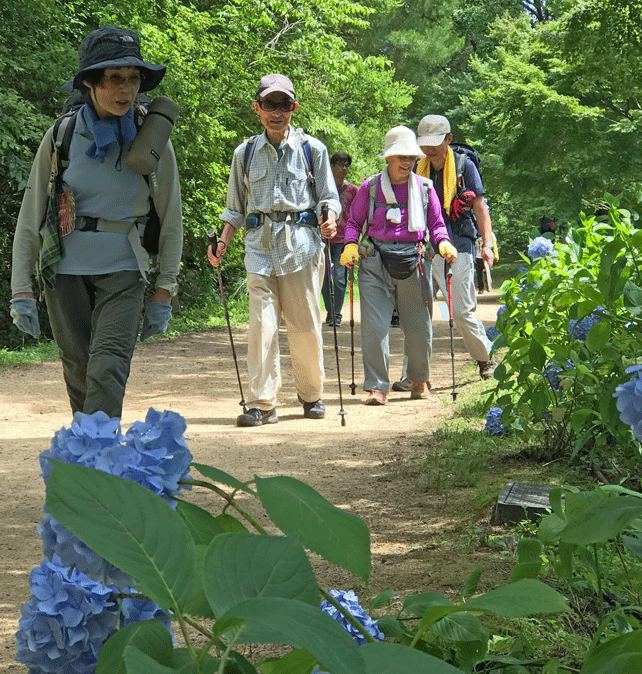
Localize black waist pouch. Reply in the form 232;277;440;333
371;239;420;280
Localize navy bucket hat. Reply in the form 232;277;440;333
62;25;166;93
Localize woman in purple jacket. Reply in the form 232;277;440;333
340;126;456;405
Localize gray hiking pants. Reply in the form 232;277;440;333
358;249;433;393
44;271;146;418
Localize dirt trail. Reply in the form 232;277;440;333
0;290;502;672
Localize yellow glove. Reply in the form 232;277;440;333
438;240;457;264
340;243;359;267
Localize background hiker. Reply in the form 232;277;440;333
208;73;340;427
10;26;182;419
413;114;497;380
321;152;358;327
340;125;456;406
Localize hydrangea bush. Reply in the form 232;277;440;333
488;193;642;467
17;409;185;673
23;419;572;674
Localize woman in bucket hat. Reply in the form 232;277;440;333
339;126;457;405
10;26;182;419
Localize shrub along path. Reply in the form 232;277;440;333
0;289;504;671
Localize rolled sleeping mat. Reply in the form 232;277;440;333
126;96;179;175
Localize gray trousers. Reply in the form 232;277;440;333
358;250;432;393
44;271;146;418
432;251;491;361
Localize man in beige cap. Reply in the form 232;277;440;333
413;114;497;380
208;74;340;426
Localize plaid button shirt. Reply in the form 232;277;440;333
220;127;340;275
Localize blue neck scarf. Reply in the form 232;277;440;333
84;99;137;163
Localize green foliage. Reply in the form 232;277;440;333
489;190;642;474
45;458;571;673
533;484;642;671
0;0;412;349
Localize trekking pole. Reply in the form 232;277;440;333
207;229;247;413
322;204;346;426
445;260;457;402
348;267;356;395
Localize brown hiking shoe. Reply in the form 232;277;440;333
478;359;498;380
410;382;429;399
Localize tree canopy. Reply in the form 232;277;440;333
1;0;638;347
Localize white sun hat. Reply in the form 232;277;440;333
378;125;426;158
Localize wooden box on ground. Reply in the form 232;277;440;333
494;482;555;525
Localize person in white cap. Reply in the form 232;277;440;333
340;126;457;405
413;114;497;380
208;73;340;427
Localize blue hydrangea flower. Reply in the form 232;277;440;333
527;237;555;260
568;306;604;341
120;592;170;629
614;366;642;442
120;409;192;500
40;412;122;482
15;556;119;674
486;326;500;341
517;266;528;274
485;407;509;436
545;360;574;391
38;513;133;588
496;305;507;325
320;590;384;646
37;409;192;585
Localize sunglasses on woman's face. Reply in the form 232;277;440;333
258;98;296;112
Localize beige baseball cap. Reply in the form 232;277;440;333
416;115;451;146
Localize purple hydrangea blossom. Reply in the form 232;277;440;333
527;236;555;260
320;590;384;646
485;407;509;436
15;556;119;674
568;306;604;341
37;409;192;584
613;366;642;441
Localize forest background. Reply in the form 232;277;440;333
1;0;641;348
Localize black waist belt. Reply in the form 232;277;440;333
77;216;135;235
245;209;317;231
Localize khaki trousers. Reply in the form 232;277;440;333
246;250;325;409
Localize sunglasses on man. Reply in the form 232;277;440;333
258;99;297;112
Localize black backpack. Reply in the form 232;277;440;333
50;94;162;255
450;142;481;173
